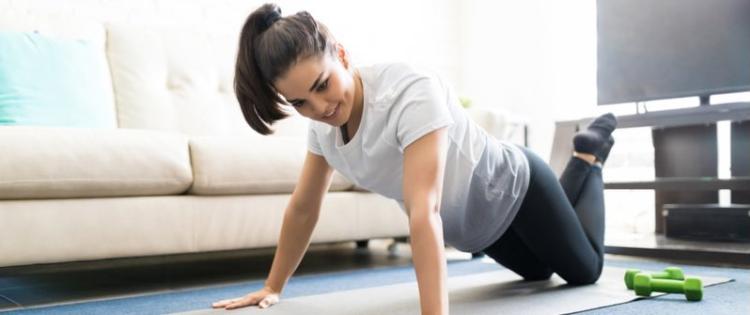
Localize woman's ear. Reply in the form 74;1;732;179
335;43;349;69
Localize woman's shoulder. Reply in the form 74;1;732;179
363;62;436;83
361;62;445;102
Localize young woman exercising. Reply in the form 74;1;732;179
212;4;617;314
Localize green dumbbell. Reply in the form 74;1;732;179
624;267;684;290
633;273;703;301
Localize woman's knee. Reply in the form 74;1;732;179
522;270;554;281
564;267;602;285
517;268;554;281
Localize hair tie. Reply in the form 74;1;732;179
262;8;282;30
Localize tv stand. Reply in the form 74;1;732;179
550;101;750;234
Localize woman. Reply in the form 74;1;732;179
212;3;617;314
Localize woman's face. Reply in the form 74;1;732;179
273;50;356;127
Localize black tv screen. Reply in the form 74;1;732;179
597;0;750;105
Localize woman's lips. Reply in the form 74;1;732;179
324;104;339;119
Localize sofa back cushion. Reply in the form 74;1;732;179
105;22;308;139
0;32;117;128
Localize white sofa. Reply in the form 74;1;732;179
0;11;519;268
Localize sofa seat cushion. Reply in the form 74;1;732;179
0;126;192;199
189;135;354;195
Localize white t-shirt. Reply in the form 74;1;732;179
308;63;530;253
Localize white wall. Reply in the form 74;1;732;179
0;0;463;95
458;0;601;158
304;0;462;91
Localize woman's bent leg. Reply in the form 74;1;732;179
509;148;604;284
558;157;592;206
482;226;553;281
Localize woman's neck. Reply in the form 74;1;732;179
343;69;364;143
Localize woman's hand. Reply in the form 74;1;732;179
211;286;280;310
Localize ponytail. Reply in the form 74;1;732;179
235;3;336;135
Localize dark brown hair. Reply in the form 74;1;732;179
235;3;336;135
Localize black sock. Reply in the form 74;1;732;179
573;113;617;163
598;135;615;164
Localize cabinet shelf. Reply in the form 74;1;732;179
604;176;750;190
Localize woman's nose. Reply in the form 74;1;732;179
309;96;332;116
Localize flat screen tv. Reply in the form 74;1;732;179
597;0;750;105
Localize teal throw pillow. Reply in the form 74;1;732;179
0;31;116;128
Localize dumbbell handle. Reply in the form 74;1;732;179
651;271;675;278
647;278;688;294
625;268;683;290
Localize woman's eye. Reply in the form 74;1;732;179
291;101;304;108
316;79;329;92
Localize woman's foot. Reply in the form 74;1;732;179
573;113;617;164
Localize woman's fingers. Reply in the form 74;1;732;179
212;298;239;308
225;296;261;310
225;299;255;310
212;291;279;310
212;295;259;309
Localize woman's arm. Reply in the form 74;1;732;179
403;128;450;315
215;151;335;310
264;151;336;293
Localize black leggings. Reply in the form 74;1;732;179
480;147;605;285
